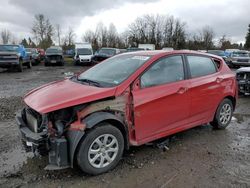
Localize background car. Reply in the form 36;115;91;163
227;50;250;68
73;43;93;66
236;67;250;95
0;44;32;72
37;48;45;61
207;50;230;65
44;46;64;66
126;47;145;52
26;48;40;65
92;47;120;63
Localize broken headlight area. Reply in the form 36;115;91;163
236;71;250;95
19;107;49;155
17;105;87;169
49;107;77;137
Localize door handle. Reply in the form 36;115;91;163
216;77;223;83
177;87;188;94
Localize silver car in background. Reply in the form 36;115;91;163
227;51;250;67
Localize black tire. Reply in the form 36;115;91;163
27;60;32;69
17;59;23;72
77;123;124;175
211;98;233;129
44;62;49;66
73;61;78;66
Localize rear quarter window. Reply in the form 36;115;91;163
187;56;217;78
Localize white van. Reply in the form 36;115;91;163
138;44;155;50
74;43;93;65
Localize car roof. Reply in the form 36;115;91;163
124;50;222;59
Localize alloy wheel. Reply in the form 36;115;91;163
88;134;119;168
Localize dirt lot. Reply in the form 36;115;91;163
0;63;249;188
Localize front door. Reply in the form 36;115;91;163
132;55;190;143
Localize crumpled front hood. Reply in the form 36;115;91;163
24;79;116;114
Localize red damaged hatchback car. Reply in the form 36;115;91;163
16;50;237;175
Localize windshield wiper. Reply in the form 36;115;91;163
77;78;102;87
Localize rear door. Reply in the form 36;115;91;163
186;55;222;123
132;55;190;143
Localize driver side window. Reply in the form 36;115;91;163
141;56;184;88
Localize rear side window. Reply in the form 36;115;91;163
187;56;217;78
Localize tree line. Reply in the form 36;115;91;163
1;14;250;51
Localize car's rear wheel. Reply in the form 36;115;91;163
77;123;124;175
211;98;233;129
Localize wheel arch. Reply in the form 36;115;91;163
68;111;129;168
211;95;236;123
224;95;236;110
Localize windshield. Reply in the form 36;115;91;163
208;50;225;56
46;48;61;54
0;45;19;52
98;48;116;56
77;48;92;55
77;54;151;87
232;52;249;57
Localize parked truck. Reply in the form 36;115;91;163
74;43;94;65
44;46;64;66
0;44;32;72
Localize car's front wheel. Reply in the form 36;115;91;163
211;98;233;129
77;123;124;175
17;59;23;72
27;60;32;69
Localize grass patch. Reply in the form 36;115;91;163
64;57;74;64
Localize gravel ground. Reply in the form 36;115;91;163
0;63;249;188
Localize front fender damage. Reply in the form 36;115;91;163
66;92;133;168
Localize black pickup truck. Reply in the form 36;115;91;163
44;47;64;66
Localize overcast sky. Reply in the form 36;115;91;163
0;0;249;43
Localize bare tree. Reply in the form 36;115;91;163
31;14;54;48
128;14;186;49
107;23;118;47
82;29;99;51
202;26;214;50
82;29;95;43
55;24;61;46
1;29;11;44
65;27;75;46
95;22;108;47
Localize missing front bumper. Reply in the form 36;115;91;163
16;113;70;170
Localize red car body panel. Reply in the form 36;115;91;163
132;79;190;142
23;50;237;146
24;79;117;113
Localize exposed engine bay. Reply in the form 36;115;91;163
236;67;250;95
